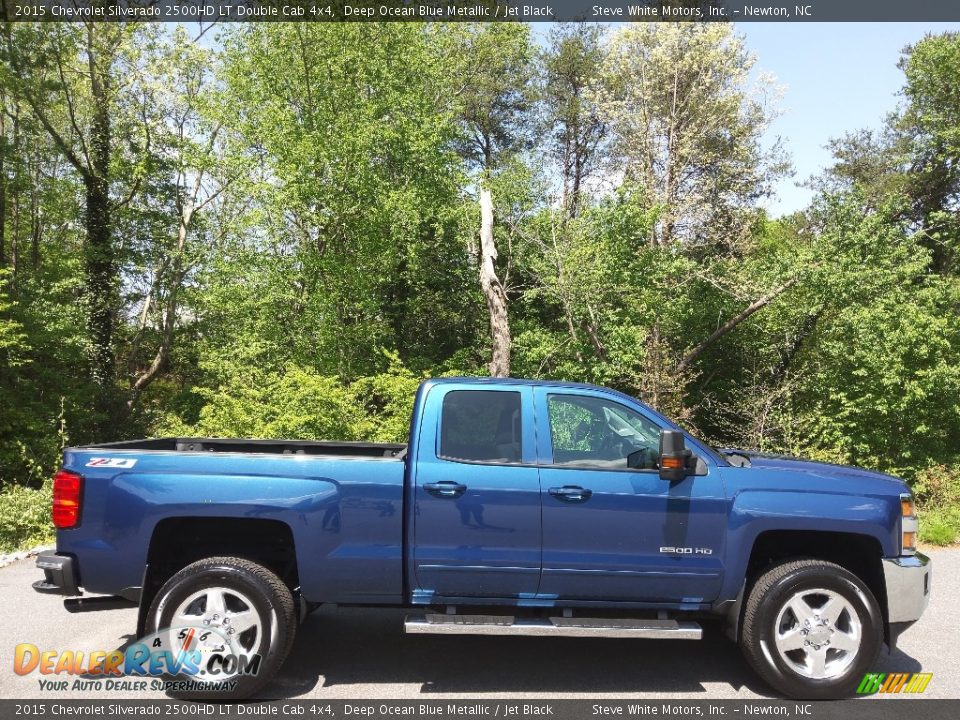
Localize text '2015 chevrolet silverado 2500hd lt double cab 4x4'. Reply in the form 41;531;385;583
33;378;931;699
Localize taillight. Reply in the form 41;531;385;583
52;470;83;529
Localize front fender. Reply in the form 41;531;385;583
718;488;900;603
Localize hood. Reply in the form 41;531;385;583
720;449;910;495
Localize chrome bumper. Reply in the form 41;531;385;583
882;552;931;623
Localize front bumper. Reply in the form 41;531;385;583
882;552;931;623
32;552;80;596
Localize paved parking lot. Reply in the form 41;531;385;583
1;548;956;699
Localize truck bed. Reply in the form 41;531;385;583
80;437;407;458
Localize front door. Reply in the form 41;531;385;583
535;387;727;603
413;385;541;599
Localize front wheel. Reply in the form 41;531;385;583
740;559;883;699
146;556;297;699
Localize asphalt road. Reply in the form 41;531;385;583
1;549;956;700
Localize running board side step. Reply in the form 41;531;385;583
404;614;702;639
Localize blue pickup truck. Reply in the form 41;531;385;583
34;378;930;699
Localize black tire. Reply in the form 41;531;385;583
740;558;883;699
146;556;297;700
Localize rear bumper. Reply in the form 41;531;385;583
882;552;931;623
32;553;80;596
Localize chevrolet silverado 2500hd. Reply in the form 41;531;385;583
33;378;931;698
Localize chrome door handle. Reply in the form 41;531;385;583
548;486;593;503
424;481;467;498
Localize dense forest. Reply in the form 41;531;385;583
0;22;958;551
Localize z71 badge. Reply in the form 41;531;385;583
85;457;137;469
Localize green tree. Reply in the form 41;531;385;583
0;23;156;426
598;23;788;250
781;194;960;474
897;33;960;274
122;27;240;414
208;24;471;381
0;268;26;366
539;23;607;219
823;33;960;276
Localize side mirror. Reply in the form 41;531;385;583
659;429;693;482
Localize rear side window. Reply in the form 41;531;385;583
439;390;523;464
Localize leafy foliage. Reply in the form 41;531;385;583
0;480;53;554
154;353;423;445
913;464;960;545
2;25;960;550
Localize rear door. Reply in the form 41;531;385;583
535;386;728;603
412;384;541;599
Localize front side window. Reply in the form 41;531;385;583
548;394;661;470
439;390;523;463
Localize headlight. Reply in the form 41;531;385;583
901;493;918;554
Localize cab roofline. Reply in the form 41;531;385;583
425;376;612;392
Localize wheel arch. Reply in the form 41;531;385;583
725;529;888;646
137;517;299;637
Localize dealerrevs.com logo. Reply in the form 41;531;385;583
13;626;261;693
856;672;933;695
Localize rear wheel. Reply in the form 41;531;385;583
740;559;882;699
146;556;296;699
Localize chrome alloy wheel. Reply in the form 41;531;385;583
165;586;263;677
773;588;862;679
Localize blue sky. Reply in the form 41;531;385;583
739;22;960;215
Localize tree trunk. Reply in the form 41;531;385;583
10;110;19;278
659;68;680;248
584;302;607;361
85;173;114;391
549;224;583;362
570;141;584;220
127;264;184;410
678;276;800;372
127;194;195;410
771;309;822;383
478;186;510;377
30;171;40;269
10;174;18;279
85;50;116;400
646;323;662;409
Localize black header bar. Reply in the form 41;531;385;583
4;0;960;23
0;700;959;719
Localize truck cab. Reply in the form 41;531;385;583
408;379;727;605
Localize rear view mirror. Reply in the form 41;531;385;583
659;430;693;482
